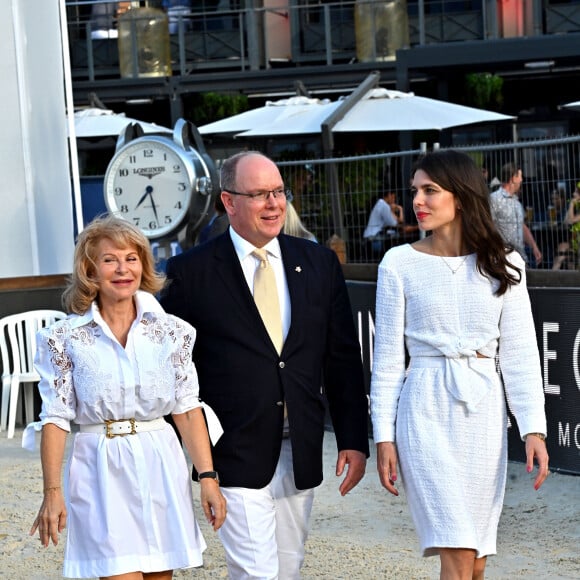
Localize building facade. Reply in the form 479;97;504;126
65;1;580;138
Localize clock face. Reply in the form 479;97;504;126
104;137;194;239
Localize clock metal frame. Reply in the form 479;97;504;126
104;134;201;240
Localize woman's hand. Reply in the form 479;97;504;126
32;423;68;547
525;434;549;491
376;441;399;496
30;487;67;547
172;408;227;530
199;479;227;531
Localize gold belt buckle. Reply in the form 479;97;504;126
105;418;136;438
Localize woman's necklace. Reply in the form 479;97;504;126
440;255;469;274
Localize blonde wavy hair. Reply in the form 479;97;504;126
283;202;316;241
62;215;166;314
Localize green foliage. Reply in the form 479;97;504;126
464;73;504;110
571;220;580;253
185;92;249;126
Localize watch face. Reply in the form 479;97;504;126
104;137;194;239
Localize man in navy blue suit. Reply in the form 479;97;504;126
161;151;369;579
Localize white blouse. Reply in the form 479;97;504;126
23;291;224;449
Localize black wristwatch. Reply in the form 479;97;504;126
198;470;220;483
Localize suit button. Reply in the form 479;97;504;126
279;361;285;368
276;401;284;406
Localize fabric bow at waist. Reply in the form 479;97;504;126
411;350;494;413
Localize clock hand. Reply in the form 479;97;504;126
147;189;161;225
135;185;154;210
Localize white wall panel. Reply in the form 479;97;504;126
0;0;73;277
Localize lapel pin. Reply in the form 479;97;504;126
295;266;302;273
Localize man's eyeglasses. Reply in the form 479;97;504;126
223;188;292;202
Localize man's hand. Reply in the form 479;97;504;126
336;449;366;496
390;203;404;223
200;479;227;531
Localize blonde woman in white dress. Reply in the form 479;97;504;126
27;215;226;579
370;150;549;579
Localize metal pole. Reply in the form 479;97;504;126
320;71;381;241
324;5;332;66
418;0;425;45
60;0;84;235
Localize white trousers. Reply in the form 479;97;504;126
218;438;315;580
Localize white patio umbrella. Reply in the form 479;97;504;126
69;108;171;138
332;88;516;132
234;100;342;137
560;101;580;112
234;88;515;137
198;96;337;136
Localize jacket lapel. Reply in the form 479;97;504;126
279;235;309;354
213;232;278;352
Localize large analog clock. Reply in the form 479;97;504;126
104;135;195;239
103;119;218;242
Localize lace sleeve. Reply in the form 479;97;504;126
171;319;202;414
35;323;77;431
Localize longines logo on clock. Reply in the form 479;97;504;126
132;166;166;178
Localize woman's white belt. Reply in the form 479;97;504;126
80;417;167;438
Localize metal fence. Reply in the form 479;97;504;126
275;133;580;270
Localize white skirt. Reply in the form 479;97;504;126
63;424;206;578
396;356;507;558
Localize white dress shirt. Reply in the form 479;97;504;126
229;226;291;342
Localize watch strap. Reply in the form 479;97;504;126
198;470;219;482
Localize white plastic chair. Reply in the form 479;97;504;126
0;309;67;439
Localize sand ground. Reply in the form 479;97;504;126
1;429;578;579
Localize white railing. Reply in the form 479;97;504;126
64;1;580;79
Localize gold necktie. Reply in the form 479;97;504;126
252;249;283;354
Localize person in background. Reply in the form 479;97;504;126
90;2;131;35
290;163;320;207
163;0;193;35
489;162;542;266
283;200;317;242
552;182;580;270
161;151;369;580
363;191;405;254
371;150;548;580
550;187;568;223
482;164;500;192
197;194;229;245
27;215;226;579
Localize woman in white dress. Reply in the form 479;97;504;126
370;150;549;579
28;215;227;579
